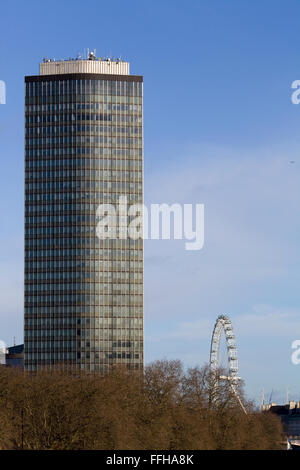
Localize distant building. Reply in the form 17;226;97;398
5;344;24;368
264;402;300;438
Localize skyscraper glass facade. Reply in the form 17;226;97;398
24;64;143;372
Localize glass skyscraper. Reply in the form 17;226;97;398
24;54;143;372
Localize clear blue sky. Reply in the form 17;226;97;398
1;0;300;403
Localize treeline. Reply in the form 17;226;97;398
0;360;283;450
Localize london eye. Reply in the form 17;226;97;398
210;314;247;414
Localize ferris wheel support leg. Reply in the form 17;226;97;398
230;382;247;415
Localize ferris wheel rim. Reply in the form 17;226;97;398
210;314;239;379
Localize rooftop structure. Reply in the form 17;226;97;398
40;51;129;76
